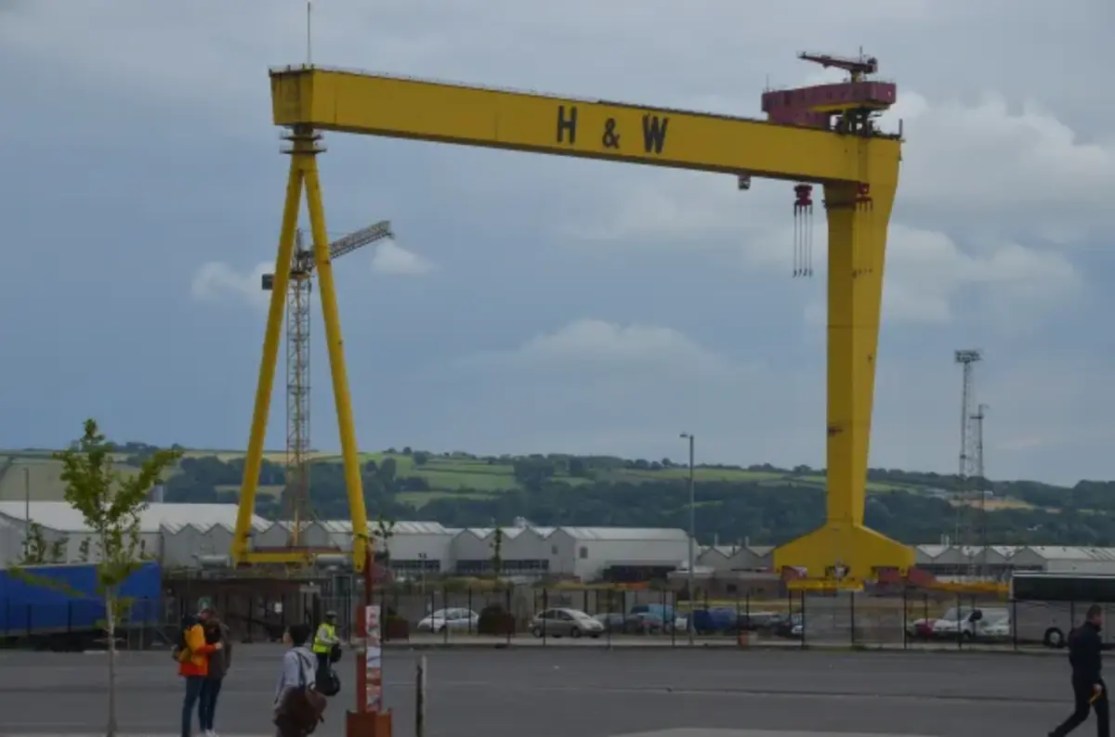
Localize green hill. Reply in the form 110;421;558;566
4;444;1110;547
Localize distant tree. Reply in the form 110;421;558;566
78;537;91;563
373;514;396;567
402;446;413;455
490;527;504;579
568;457;588;478
413;451;431;467
48;536;68;563
19;522;49;564
52;418;181;736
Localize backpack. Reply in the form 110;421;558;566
275;652;328;736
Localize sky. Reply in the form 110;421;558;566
0;0;1112;485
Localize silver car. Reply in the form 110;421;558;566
530;608;604;638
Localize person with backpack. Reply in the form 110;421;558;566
199;608;233;737
175;603;222;737
273;623;327;737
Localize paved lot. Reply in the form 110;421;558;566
0;645;1094;737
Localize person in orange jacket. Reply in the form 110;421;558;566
178;602;222;737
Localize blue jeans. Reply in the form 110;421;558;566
199;677;223;731
182;675;204;737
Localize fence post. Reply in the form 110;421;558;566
542;588;549;644
1011;598;1018;651
415;655;427;737
850;590;856;647
799;590;806;649
956;592;963;650
902;586;908;650
442;585;449;644
503;586;512;645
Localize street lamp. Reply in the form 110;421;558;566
680;432;695;646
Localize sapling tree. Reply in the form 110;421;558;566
374;514;396;567
53;418;181;737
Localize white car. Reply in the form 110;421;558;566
416;607;479;634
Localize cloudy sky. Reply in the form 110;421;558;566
1;0;1111;485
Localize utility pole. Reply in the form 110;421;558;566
680;432;695;646
23;467;30;557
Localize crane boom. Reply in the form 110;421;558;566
329;219;393;261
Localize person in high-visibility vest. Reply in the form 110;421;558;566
312;611;339;676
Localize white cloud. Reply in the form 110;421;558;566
462;319;732;379
190;261;272;311
880;92;1115;242
800;225;1080;326
370;241;434;276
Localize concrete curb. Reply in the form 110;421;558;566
383;639;1062;655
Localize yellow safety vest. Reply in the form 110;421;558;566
312;622;336;654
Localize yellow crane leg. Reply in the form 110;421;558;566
231;154;305;566
301;140;370;572
772;180;915;581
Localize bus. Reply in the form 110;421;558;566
1010;572;1115;648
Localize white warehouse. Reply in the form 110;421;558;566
0;503;692;582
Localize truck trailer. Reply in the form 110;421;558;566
0;561;163;650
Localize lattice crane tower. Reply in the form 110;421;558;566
231;49;917;581
260;220;393;549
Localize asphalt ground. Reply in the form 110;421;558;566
0;644;1096;737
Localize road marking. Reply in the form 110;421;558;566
613;730;937;737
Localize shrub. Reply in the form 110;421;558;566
477;603;515;635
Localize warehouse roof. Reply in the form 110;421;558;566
0;501;267;534
559;527;689;542
313;520;450;535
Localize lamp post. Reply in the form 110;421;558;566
680;432;695;646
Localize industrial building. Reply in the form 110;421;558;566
8;500;1115;583
0;503;691;582
693;543;1115;580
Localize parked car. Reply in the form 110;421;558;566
592;611;663;635
772;612;804;639
630;604;686;633
932;606;1010;641
531;608;604;638
416;607;479;633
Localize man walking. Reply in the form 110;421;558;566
1050;604;1110;737
199;606;233;737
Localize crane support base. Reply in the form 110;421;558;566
774;522;914;582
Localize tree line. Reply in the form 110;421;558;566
145;451;1115;547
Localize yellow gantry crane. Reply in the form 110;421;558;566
259;221;392;551
231;51;916;583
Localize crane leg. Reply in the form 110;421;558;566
773;180;914;581
231;152;305;565
302;138;371;573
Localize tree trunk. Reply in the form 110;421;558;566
105;591;117;737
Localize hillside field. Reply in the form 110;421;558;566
0;447;1037;511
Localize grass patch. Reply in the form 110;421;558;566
398;490;498;508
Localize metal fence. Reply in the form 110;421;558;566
4;586;1111;653
323;586;1115;652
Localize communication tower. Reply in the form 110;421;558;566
954;349;983;575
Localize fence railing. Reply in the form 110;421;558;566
4;587;1108;653
320;586;1113;652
